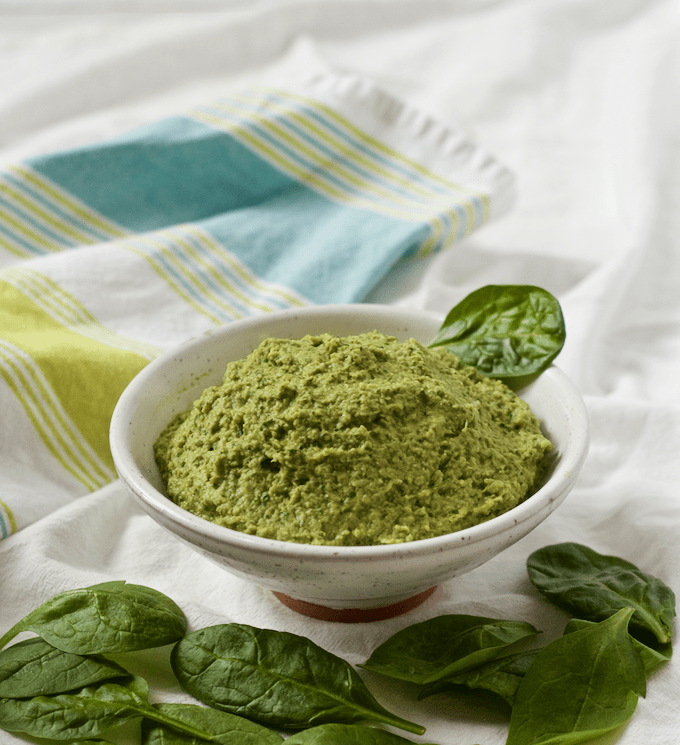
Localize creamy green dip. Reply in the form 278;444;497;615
154;332;553;546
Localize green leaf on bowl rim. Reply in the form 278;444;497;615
429;284;566;385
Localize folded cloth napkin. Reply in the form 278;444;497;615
0;73;514;538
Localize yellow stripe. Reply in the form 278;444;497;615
130;230;239;321
239;89;487;240
156;227;271;315
234;91;465;203
191;108;357;203
193;105;451;221
257;86;491;218
5;267;97;325
247;87;490;246
0;498;17;536
121;226;307;323
7;164;128;240
0;342;105;491
17;271;95;325
184;225;307;308
121;236;224;325
250;95;456;252
0;205;63;252
211;99;449;210
0;232;30;258
263;94;468;255
194;90;491;255
3;268;161;361
0;177;102;247
190;107;449;253
0;280;149;480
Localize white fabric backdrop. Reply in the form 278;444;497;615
1;2;679;743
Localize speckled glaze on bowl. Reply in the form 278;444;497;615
110;304;589;622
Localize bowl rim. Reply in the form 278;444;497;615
110;304;589;560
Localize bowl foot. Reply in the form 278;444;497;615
273;586;437;622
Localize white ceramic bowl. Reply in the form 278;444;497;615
110;304;589;622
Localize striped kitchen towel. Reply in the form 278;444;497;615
0;74;515;538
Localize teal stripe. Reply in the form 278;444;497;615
27;116;296;233
199;191;426;305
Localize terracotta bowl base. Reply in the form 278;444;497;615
273;586;437;623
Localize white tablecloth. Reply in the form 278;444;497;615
1;2;678;744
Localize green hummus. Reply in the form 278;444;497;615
154;332;553;546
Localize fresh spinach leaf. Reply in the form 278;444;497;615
428;284;565;383
527;542;676;644
0;581;187;654
171;623;425;735
0;637;130;698
360;614;539;685
285;723;435;744
0;675;213;742
507;608;646;745
142;702;284;744
564;618;672;676
417;648;540;707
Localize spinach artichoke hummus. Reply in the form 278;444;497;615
154;332;553;546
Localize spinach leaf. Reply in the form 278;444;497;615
285;723;435;744
170;624;425;735
0;675;214;741
507;608;646;745
428;284;565;383
527;542;676;644
564;618;672;676
417;648;540;707
0;637;130;698
142;702;284;744
359;614;539;685
0;581;187;654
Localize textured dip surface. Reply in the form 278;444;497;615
154;332;553;546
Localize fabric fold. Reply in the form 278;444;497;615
0;73;514;537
